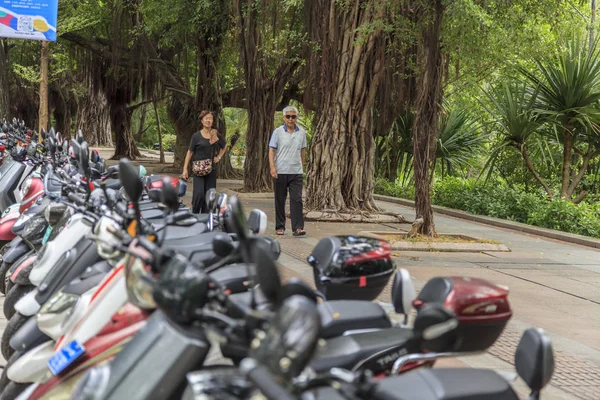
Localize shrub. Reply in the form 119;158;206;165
375;176;600;238
162;134;177;151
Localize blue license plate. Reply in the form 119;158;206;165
48;340;85;376
42;226;53;245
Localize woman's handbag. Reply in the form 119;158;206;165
192;159;212;177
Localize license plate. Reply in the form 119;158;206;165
42;226;53;245
48;340;85;376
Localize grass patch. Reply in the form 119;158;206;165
379;233;501;244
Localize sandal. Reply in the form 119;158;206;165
276;229;285;236
293;229;306;237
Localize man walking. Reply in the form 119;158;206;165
269;106;307;236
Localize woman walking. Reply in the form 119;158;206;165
182;110;227;213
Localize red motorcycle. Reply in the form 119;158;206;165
27;304;149;400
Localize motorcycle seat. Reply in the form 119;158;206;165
61;260;112;296
156;221;208;239
310;327;414;373
318;300;392;339
372;369;519;400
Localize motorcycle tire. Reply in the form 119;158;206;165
0;261;11;296
0;381;29;400
3;285;33;321
3;279;14;298
0;243;13;295
1;313;28;360
0;351;23;393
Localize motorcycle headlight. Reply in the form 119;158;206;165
44;203;68;225
22;215;48;242
124;254;156;310
38;291;79;315
20;177;32;198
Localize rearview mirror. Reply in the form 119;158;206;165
206;189;217;211
226;196;248;240
391;269;416;315
80;141;90;178
247;210;268;235
48;137;56;159
106;165;120;179
118;158;143;202
76;130;84;144
252;243;281;305
213;234;234;258
515;328;554;394
161;177;179;213
70;139;81;163
250;295;321;380
217;193;227;212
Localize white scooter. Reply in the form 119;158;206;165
14;213;93;318
7;207;270;386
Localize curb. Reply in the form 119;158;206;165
357;230;510;253
374;194;600;250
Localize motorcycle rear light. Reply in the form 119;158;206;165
149;181;163;189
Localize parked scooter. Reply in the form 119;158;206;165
193;295;554;400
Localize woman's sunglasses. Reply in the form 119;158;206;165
285;115;297;120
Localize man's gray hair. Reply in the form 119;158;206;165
282;106;298;116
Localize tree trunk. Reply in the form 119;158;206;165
38;41;50;141
111;103;139;159
0;41;10;119
519;144;554;200
243;90;277;192
135;104;147;142
235;0;298;192
153;100;165;164
75;89;112;147
305;0;386;211
52;89;73;140
561;126;573;199
411;0;446;237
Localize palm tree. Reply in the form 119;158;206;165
436;105;486;179
521;36;600;200
481;80;555;199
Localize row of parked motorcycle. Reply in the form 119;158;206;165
0;118;555;400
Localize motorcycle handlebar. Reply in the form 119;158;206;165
68;192;86;207
242;361;297;400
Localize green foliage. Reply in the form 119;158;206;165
522;36;600;132
375;176;600;238
374;178;415;200
162;134;177;151
436;104;486;176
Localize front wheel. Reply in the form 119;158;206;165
0;381;30;400
0;242;14;295
0;351;23;392
3;284;33;320
1;312;29;360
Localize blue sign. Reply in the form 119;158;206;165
0;0;58;41
48;340;86;376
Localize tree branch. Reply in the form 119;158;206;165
519;144;555;200
566;148;600;197
60;32;131;68
573;190;589;204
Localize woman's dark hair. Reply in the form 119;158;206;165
199;110;214;122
